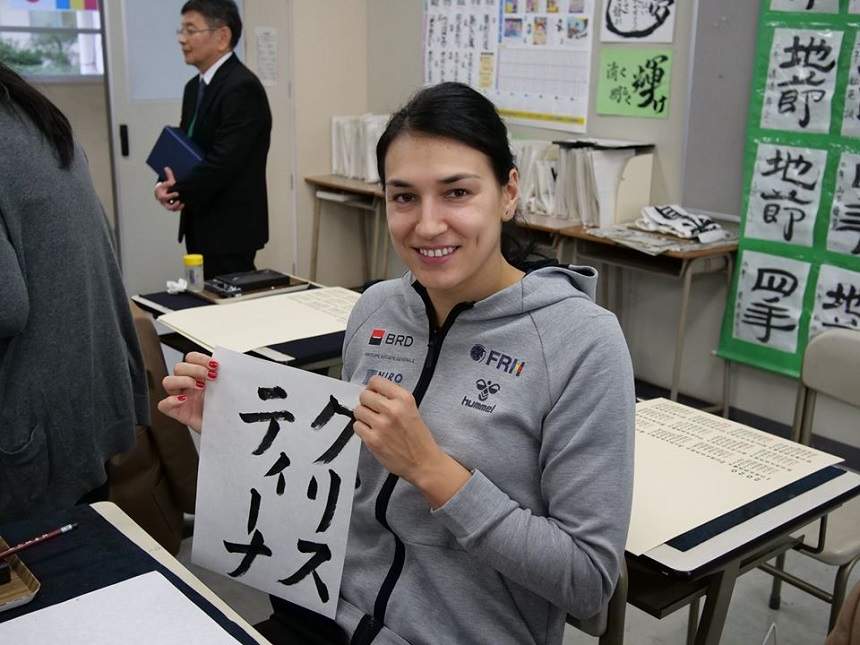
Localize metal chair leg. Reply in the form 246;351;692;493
686;597;699;645
830;558;859;631
769;553;786;610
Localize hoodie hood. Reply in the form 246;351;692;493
398;263;599;321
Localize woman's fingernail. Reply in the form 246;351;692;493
209;360;219;368
208;370;217;379
196;380;205;389
178;395;188;402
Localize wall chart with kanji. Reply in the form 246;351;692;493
718;0;860;378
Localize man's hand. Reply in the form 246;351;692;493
154;167;184;212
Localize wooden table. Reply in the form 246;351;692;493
305;174;387;283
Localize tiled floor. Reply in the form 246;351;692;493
176;537;856;644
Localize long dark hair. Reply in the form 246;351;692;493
376;82;542;269
0;61;74;168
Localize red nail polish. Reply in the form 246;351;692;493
209;360;219;368
208;370;217;378
178;395;187;402
196;380;205;388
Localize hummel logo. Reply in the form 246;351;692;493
475;379;500;402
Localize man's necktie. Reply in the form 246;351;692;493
187;79;206;138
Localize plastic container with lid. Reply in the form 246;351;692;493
183;254;205;292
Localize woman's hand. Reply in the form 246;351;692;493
354;376;470;508
157;351;218;433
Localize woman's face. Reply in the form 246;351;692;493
383;133;518;302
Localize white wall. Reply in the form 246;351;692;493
291;0;369;286
365;0;858;445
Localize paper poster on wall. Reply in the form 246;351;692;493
490;0;595;131
8;0;99;10
810;264;860;335
255;27;278;87
744;142;826;247
596;48;672;118
733;250;811;353
600;0;675;43
843;33;860;138
770;0;839;12
761;28;842;134
827;151;860;256
192;349;363;618
424;0;500;88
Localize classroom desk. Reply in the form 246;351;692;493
305;174;387;283
0;502;270;644
132;289;346;374
519;219;737;413
625;400;860;645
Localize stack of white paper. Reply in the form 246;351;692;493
331;114;390;182
511;139;556;215
551;146;636;227
0;572;239;644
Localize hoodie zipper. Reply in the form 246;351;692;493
350;285;473;645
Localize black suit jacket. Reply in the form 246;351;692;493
174;53;272;255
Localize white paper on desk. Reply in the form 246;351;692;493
158;287;360;353
0;571;238;644
627;399;842;555
193;348;362;618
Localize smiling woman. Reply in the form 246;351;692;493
160;82;636;645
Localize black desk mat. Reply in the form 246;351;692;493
136;290;345;367
0;506;258;644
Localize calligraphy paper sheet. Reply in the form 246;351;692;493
627;399;842;555
193;348;363;618
0;572;238;645
811;264;860;335
733;250;811;353
159;287;360;353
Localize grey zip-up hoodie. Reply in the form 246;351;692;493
335;265;635;645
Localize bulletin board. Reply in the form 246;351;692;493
717;0;860;379
423;0;596;132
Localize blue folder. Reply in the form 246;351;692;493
146;126;204;182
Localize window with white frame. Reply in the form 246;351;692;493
0;0;102;79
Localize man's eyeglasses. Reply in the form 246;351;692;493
176;26;219;37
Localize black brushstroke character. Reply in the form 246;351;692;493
834;204;860;254
223;488;272;577
741;302;797;343
740;268;801;343
265;452;291;496
760;149;818;190
315;470;342;534
822;283;860;329
762;204;806;241
239;386;295;455
604;0;674;40
312;395;357;464
631;55;669;114
278;540;333;603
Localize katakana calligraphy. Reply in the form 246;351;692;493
239;386;295;456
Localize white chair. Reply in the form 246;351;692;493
761;329;860;631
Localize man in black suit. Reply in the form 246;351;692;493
155;0;271;279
